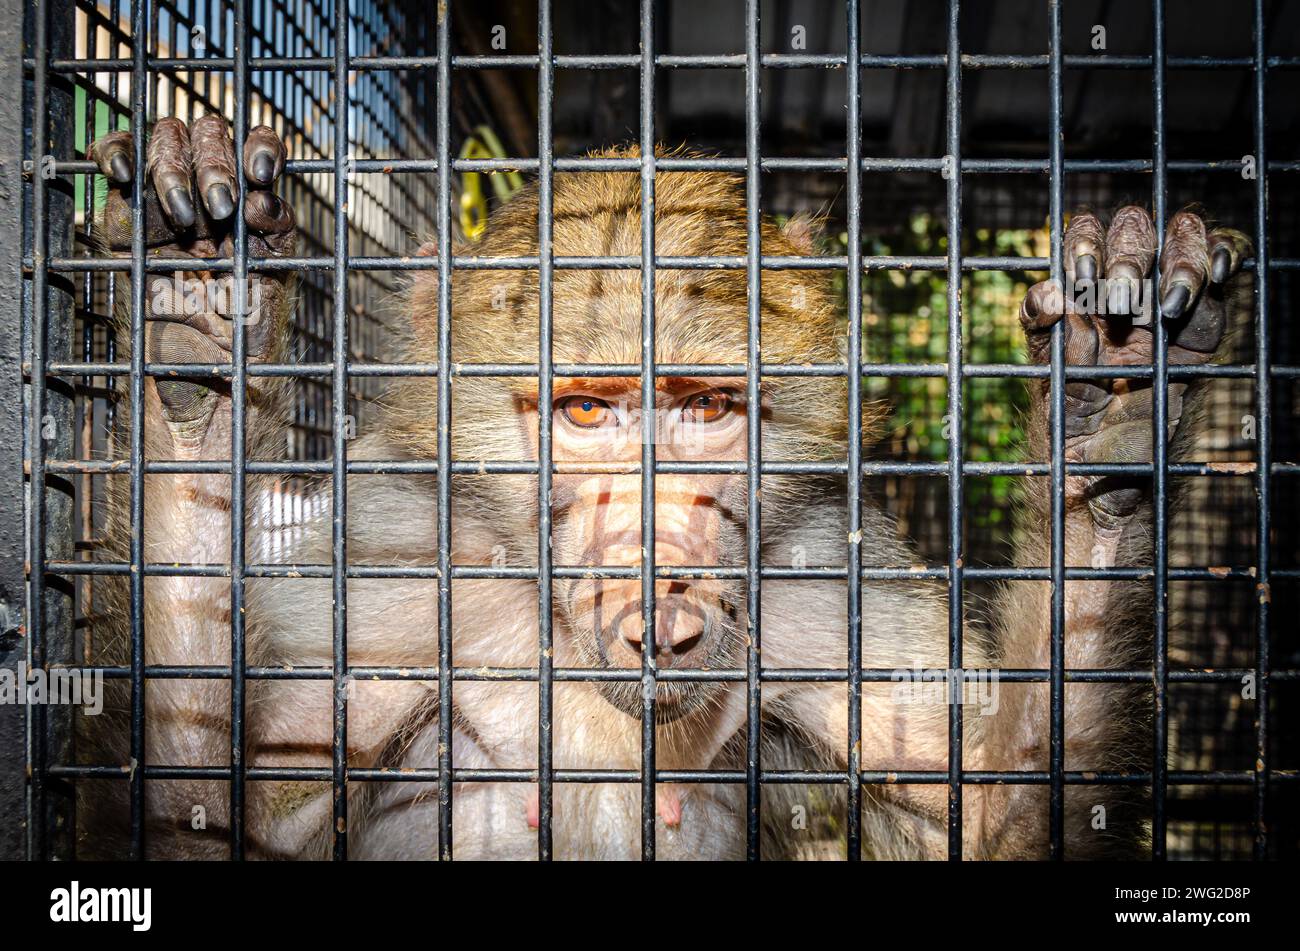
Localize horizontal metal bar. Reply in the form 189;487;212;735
38;457;1298;478
45;763;1300;785
49;155;1300;176
34;359;1300;382
46;663;1300;684
44;560;1292;582
31;254;1298;274
29;52;1300;73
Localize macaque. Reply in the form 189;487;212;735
77;115;1249;859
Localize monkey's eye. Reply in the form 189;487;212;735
680;389;734;424
558;395;614;428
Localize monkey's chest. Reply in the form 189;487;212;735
350;713;747;860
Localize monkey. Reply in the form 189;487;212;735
74;115;1250;859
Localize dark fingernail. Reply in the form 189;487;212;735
1162;282;1191;321
166;187;195;228
1023;293;1038;319
1076;254;1097;283
207;183;234;220
109;154;132;184
251;151;276;185
1211;246;1231;284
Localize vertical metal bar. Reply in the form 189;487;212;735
1250;0;1272;862
229;0;251;862
844;0;862;863
638;0;658;862
127;0;150;860
25;0;53;861
107;0;122;438
435;0;454;861
147;0;159;118
943;0;964;862
536;0;556;862
1046;0;1066;860
743;0;763;861
330;0;351;861
80;0;99;680
1149;0;1170;861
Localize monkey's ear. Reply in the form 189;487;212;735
779;212;822;256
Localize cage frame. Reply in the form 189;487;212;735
10;0;1300;862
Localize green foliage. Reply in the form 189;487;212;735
828;213;1047;539
74;85;128;216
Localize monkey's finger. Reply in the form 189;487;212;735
1157;208;1209;321
190;114;238;221
243;125;286;187
1064;209;1107;287
1096;387;1158;434
244;190;296;236
1020;280;1072;333
1207;227;1252;285
1020;281;1069;369
1086;381;1192;456
88;130;134;185
1102;205;1157;319
147;118;196;229
1081;418;1153;465
1020;283;1101;367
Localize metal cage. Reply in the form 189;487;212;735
6;0;1299;861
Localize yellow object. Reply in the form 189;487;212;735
458;126;525;242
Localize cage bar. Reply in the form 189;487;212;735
943;0;965;861
1251;0;1273;860
535;0;556;861
1150;0;1171;861
742;0;763;862
637;0;658;862
843;0;863;862
1046;0;1066;859
329;0;350;862
435;0;454;861
228;0;251;861
126;0;148;859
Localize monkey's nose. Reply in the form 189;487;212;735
621;610;706;661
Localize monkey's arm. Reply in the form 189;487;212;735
769;206;1249;859
80;117;296;857
963;206;1251;858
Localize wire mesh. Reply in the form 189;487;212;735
15;0;1300;861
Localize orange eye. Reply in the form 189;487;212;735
681;389;733;424
559;395;613;428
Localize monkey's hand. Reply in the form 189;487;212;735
1018;205;1249;530
89;116;296;440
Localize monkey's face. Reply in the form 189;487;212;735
526;380;753;722
403;158;858;722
